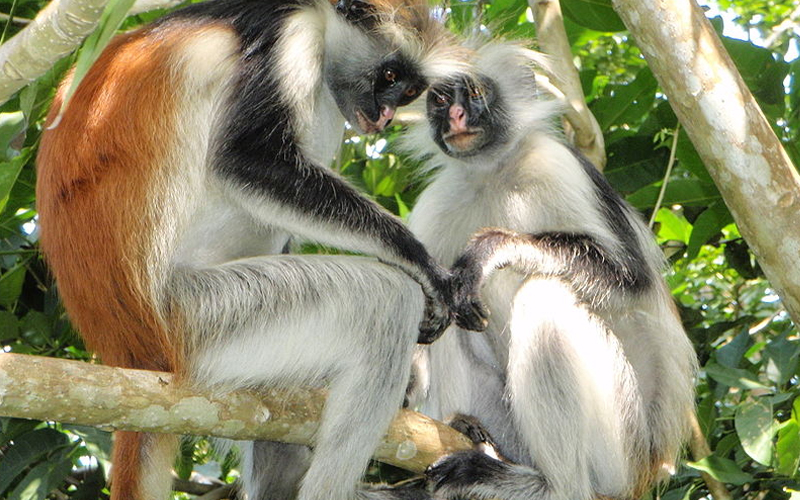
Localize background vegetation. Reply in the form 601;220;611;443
0;0;798;498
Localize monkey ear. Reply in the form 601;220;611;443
334;0;378;28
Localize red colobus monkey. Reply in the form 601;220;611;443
402;42;698;500
35;1;473;498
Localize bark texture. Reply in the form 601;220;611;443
612;0;800;324
0;0;180;104
0;353;472;473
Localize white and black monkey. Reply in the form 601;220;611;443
35;1;475;499
401;42;698;500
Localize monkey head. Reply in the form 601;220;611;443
325;0;466;134
426;75;509;158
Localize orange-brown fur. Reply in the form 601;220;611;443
37;24;203;499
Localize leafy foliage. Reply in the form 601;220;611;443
0;0;798;498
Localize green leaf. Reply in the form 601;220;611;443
685;455;755;485
590;68;658;130
394;193;410;220
704;361;772;391
654;209;691;244
604;136;668;194
0;112;25;159
735;398;777;466
8;455;73;500
716;327;751;368
560;0;626;32
0;428;70;493
777;417;800;477
686;201;733;260
0;263;26;309
0;309;18;341
58;0;138;116
20;310;52;348
0;147;31;213
626;179;721;210
764;333;800;385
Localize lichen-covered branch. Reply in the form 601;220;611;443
611;0;800;326
0;0;180;104
0;353;472;473
528;0;606;170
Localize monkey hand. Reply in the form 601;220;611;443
449;271;490;332
417;293;452;344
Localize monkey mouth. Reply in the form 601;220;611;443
355;108;395;134
443;129;483;152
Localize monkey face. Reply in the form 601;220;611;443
325;0;432;134
325;49;427;134
426;76;508;158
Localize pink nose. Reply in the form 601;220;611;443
449;104;467;131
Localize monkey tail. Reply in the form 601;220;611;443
111;431;179;500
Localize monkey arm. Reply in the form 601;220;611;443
215;158;458;341
449;227;653;329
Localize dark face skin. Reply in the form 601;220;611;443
328;0;427;134
427;76;508;158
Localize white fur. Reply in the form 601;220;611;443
407;41;697;500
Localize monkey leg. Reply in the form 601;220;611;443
169;255;425;500
429;278;645;500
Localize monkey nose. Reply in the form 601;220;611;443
449;104;468;132
379;106;395;126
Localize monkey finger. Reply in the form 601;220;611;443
417;297;452;344
454;298;489;332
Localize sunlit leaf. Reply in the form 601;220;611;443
0;428;70;493
704;361;772;391
685;455;755;485
561;0;626;32
735;398;776;466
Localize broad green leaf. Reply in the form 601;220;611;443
0;263;26;309
590;68;658;130
0;309;18;341
735;398;777;466
0;112;25;159
686;201;733;260
0;147;31;213
716;327;751;368
685;455;755;485
675;133;713;183
561;0;626;32
20;310;52;348
58;0;138;116
777;417;800;477
764;333;800;385
604;136;668;194
8;455;73;500
654;209;691;244
0;428;70;493
626;179;721;210
704;361;772;391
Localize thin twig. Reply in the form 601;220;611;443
649;125;681;229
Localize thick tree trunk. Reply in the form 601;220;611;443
612;0;800;324
0;353;472;473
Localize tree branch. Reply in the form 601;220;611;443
528;0;606;170
0;353;473;474
611;0;800;327
0;0;180;104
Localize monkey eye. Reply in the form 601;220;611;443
469;86;483;99
384;69;398;84
431;90;449;105
404;86;418;98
